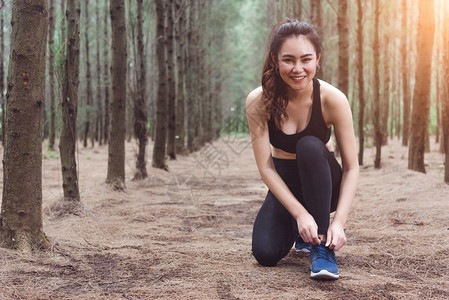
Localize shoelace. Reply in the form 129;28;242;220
313;245;335;262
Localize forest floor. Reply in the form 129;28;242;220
0;135;448;299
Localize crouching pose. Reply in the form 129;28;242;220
246;20;359;279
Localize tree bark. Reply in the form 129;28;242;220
166;0;176;160
381;19;390;146
443;33;449;182
106;0;127;189
59;0;81;203
0;0;51;251
152;0;169;170
337;0;349;97
95;0;103;145
133;0;148;180
357;0;365;165
314;0;323;79
373;0;382;168
175;0;186;155
83;0;92;148
103;1;110;144
294;0;302;21
408;0;435;173
0;0;5;146
401;0;411;146
48;0;56;150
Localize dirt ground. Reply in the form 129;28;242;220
0;135;448;299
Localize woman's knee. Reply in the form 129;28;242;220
252;245;282;267
296;136;325;160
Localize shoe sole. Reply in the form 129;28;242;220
295;248;310;253
310;270;339;280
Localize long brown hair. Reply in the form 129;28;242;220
262;20;323;130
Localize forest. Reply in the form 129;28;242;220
0;0;448;299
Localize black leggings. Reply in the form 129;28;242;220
252;136;342;267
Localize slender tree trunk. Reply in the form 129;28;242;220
193;1;204;151
401;0;411;146
0;0;51;251
106;0;127;189
443;27;449;182
48;0;56;150
0;0;5;146
315;0;323;79
294;0;302;21
103;1;110;144
337;0;349;97
95;0;102;146
186;4;194;152
59;0;81;203
357;0;365;166
152;0;169;170
382;25;390;146
133;0;148;180
408;0;435;173
83;0;92;148
175;0;186;155
167;0;176;160
373;0;382;168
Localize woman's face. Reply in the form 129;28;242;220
276;35;320;91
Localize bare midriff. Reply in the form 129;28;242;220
271;140;334;160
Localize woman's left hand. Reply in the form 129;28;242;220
325;221;346;251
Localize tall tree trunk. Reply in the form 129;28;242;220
59;0;81;203
401;0;411;146
0;0;5;146
186;4;194;152
337;0;349;97
103;1;110;144
83;0;92;148
95;0;103;146
336;0;348;157
175;0;186;155
167;0;176;160
48;0;56;150
0;0;50;251
133;0;148;180
381;22;390;146
373;0;382;168
443;18;449;182
152;0;169;170
357;0;365;166
408;0;435;173
294;0;302;21
315;0;323;79
107;0;127;189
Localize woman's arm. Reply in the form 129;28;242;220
245;88;321;245
321;83;360;251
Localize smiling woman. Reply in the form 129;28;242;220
246;19;359;280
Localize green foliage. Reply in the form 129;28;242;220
43;151;60;159
221;0;269;133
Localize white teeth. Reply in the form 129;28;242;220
292;76;305;80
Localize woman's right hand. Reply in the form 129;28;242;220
296;213;321;245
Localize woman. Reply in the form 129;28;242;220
246;20;359;280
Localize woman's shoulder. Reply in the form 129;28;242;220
246;86;264;112
246;86;269;123
317;79;348;108
246;86;263;103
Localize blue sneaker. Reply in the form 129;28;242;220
310;242;339;279
294;235;311;253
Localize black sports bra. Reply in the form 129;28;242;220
267;78;331;153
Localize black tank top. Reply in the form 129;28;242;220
267;78;331;153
